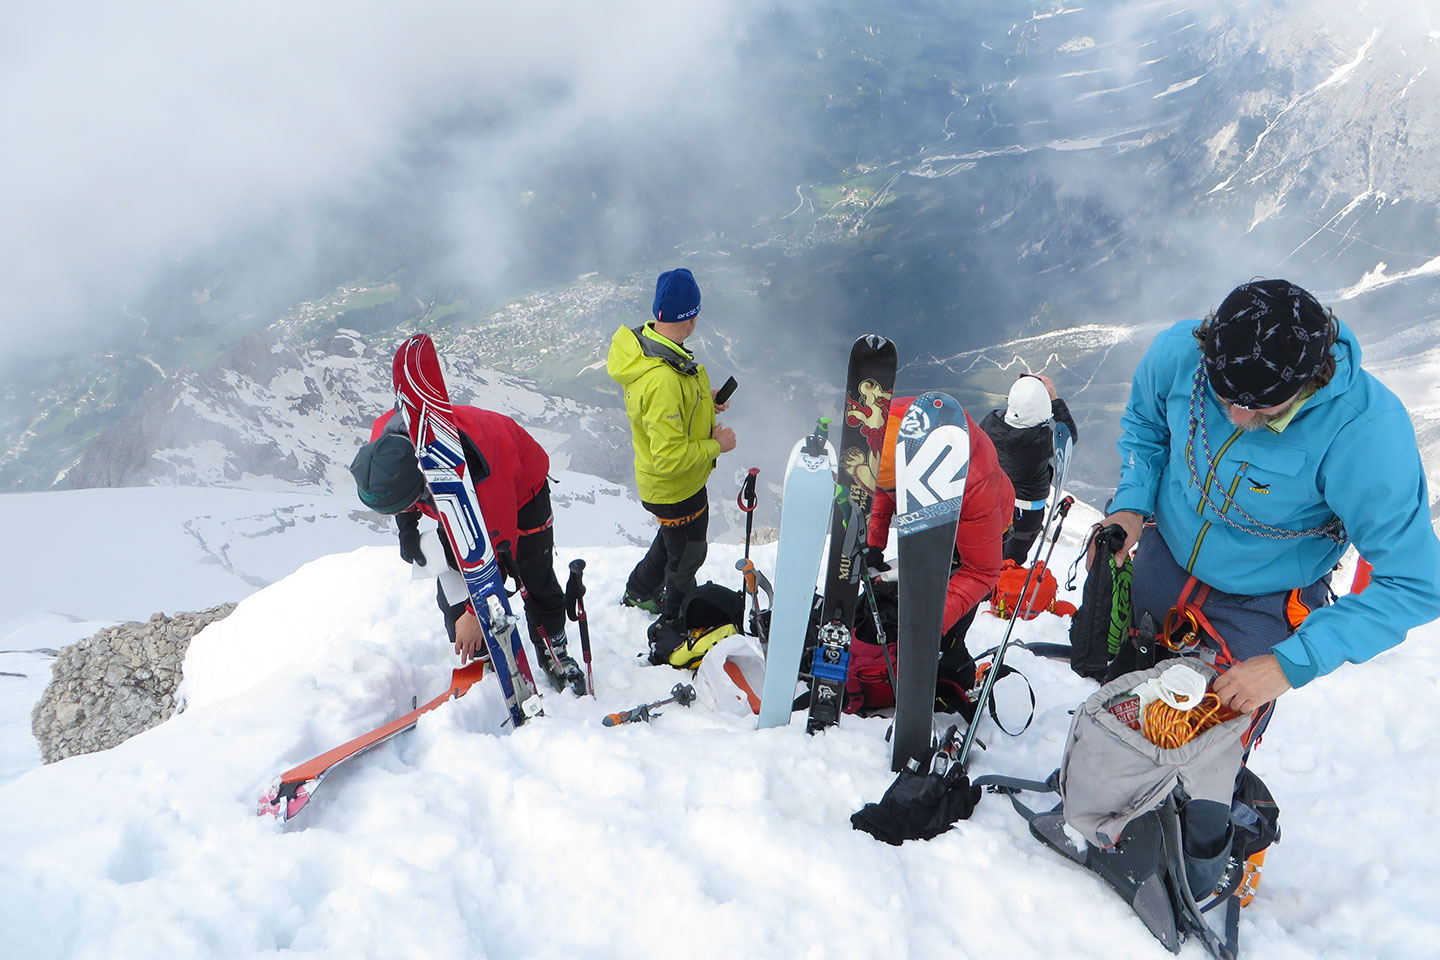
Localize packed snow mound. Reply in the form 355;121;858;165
0;538;1436;960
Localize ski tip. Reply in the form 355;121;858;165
257;783;283;821
257;778;312;824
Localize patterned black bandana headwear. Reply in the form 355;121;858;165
1203;279;1331;409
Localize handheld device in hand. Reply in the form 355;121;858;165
715;376;738;405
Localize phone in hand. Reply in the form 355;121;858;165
715;376;738;405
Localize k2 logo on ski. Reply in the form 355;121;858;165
899;425;969;510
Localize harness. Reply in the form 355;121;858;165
656;504;708;528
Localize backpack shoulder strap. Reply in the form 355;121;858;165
971;770;1060;824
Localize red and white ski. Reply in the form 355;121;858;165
258;661;485;823
392;334;542;727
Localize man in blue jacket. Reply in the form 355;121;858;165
1097;279;1440;715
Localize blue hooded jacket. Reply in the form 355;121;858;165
1112;318;1440;687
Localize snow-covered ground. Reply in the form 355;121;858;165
1;485;1436;959
0;474;648;783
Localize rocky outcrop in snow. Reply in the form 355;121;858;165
30;604;235;763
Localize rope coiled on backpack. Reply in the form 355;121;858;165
1141;691;1237;749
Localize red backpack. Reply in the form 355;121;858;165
989;560;1073;620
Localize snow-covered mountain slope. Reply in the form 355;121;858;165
0;474;651;784
0;514;1431;960
49;324;631;496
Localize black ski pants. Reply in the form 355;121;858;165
439;482;567;653
627;487;710;621
1002;506;1044;564
938;602;981;688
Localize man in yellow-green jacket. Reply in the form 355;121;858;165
607;267;737;623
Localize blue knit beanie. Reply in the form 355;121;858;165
652;268;701;323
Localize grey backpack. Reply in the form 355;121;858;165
977;659;1273;959
1059;659;1250;848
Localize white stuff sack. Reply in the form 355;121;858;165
694;634;766;716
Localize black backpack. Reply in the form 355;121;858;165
1069;523;1131;681
646;582;747;668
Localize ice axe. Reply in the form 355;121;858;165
565;559;596;697
603;683;697;726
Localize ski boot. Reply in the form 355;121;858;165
622;589;662;614
537;633;587;696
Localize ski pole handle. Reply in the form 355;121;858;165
603;684;695;726
736;558;758;598
737;467;759;512
563;558;595;696
603;704;652;727
565;558;587;620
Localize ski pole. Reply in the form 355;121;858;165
957;496;1074;770
1018;495;1075;619
602;683;697;726
566;559;596;697
738;467;759;561
861;575;898;695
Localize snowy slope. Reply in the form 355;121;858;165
1;499;1435;960
0;474;650;784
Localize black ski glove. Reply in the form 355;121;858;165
396;511;426;567
864;546;890;575
851;759;981;844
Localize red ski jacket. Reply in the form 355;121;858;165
371;406;550;553
867;398;1014;632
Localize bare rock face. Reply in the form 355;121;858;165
30;604;235;763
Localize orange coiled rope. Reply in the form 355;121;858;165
1141;692;1239;748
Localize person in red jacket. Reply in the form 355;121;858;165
864;396;1015;695
349;406;584;694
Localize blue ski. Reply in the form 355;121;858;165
757;423;837;729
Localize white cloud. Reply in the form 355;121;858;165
0;0;769;352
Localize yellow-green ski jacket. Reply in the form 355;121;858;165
607;322;719;504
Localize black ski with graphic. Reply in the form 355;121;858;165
889;392;969;771
806;334;896;733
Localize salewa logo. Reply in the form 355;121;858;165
1248;480;1271;495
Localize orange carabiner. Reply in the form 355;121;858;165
1160;605;1201;653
